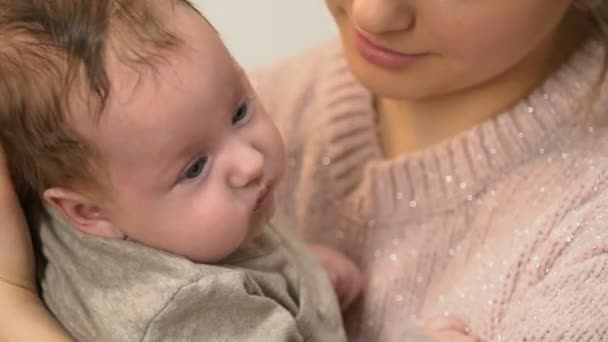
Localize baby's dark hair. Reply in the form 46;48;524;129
0;0;199;213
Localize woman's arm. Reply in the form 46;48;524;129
0;146;73;341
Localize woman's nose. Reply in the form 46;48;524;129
352;0;415;34
227;144;264;189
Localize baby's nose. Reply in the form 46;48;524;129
228;146;264;188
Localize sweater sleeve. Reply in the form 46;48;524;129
141;272;303;342
490;191;608;341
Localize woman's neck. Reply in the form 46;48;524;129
377;13;586;158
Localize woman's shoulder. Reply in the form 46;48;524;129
506;125;608;244
247;39;343;138
248;39;344;156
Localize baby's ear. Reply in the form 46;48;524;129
43;187;123;239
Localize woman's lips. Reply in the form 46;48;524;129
353;30;426;69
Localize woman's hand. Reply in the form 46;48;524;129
0;145;36;294
0;145;73;341
402;315;480;342
308;243;363;311
422;315;479;342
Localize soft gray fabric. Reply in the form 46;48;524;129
40;211;346;342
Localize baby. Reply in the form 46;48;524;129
0;0;361;340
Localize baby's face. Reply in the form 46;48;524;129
77;5;285;263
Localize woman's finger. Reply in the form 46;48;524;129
427;329;479;342
424;315;469;333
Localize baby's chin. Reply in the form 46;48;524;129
246;199;275;238
180;225;267;264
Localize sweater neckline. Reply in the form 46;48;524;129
315;39;604;223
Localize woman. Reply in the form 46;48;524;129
3;0;608;340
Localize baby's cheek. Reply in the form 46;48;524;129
179;204;249;263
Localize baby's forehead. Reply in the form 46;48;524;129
98;15;230;114
82;54;236;151
68;3;239;154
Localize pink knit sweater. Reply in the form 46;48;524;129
251;39;608;341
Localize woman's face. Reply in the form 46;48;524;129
325;0;575;100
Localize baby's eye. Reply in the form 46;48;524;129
183;156;208;180
232;101;250;125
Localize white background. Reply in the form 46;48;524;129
192;1;337;68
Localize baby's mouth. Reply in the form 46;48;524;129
253;184;272;212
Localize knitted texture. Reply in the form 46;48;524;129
251;39;608;341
